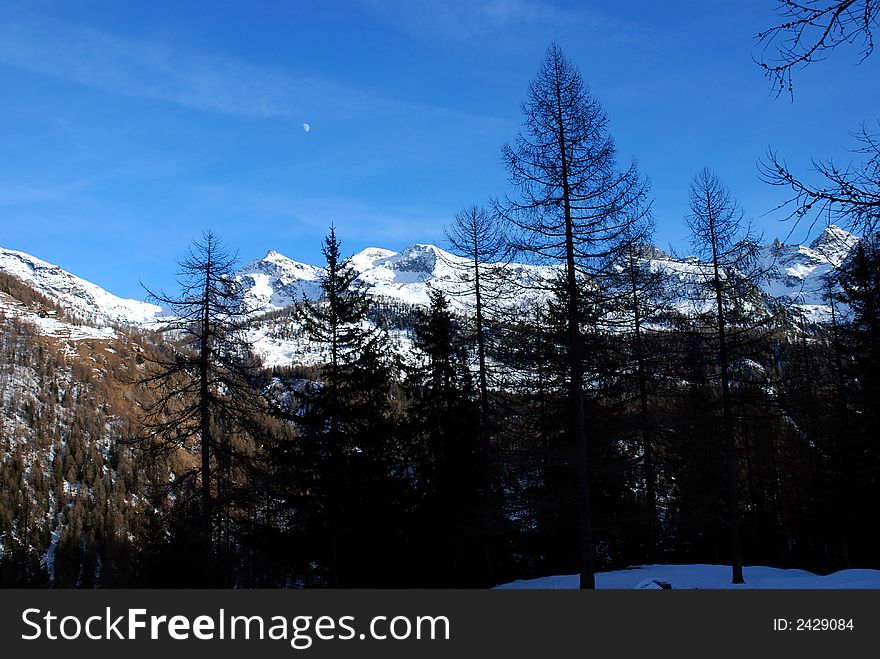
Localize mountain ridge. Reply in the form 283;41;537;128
0;224;861;334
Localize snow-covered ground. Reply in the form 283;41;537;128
0;246;162;325
0;291;116;341
495;564;880;589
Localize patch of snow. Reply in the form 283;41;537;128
495;563;880;589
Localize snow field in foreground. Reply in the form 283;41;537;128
495;564;880;589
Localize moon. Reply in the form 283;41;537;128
303;123;311;133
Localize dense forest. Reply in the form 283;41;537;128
2;32;879;588
2;223;878;588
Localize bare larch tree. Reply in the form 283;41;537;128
500;43;650;589
138;230;260;585
685;168;762;585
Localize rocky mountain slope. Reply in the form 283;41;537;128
758;224;860;318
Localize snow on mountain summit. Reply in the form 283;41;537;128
1;225;861;347
233;250;322;313
353;244;476;305
348;247;398;272
381;244;442;274
233;243;530;312
808;224;859;266
232;230;862;324
758;225;860;317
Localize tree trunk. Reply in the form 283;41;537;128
471;231;495;587
200;249;213;585
629;256;657;554
709;216;744;585
555;62;595;590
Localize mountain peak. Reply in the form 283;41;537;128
349;247;397;272
263;249;289;262
809;225;859;266
237;249;316;277
382;244;443;273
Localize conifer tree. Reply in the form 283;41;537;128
835;234;880;561
499;42;650;588
684;168;763;584
138;230;263;585
601;220;671;556
445;205;507;496
409;289;482;585
279;227;404;586
444;204;510;584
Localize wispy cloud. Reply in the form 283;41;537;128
0;13;496;123
0;178;94;206
356;0;601;41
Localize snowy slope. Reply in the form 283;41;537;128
234;249;323;313
353;243;554;309
0;246;161;325
495;563;880;589
0;290;116;342
757;225;859;320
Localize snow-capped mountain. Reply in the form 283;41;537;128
0;246;163;325
350;243;557;308
758;225;860;319
233;243;559;367
0;224;860;356
232;226;860;321
233;243;558;315
234;249;324;313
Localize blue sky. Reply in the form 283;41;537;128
1;0;878;299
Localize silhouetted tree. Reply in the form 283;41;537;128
761;125;880;237
684;168;763;584
410;289;482;585
601;218;671;555
278;227;405;586
444;204;509;584
499;42;650;588
445;205;507;492
138;230;262;585
756;0;879;97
